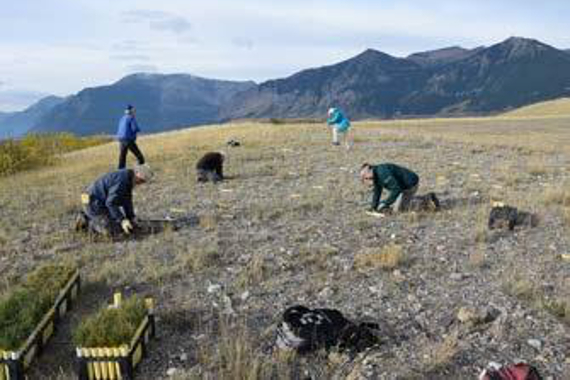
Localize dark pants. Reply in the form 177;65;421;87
118;140;145;169
83;204;122;236
197;169;222;183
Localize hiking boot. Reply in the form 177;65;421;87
74;211;89;232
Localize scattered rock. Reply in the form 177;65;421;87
527;339;542;351
207;283;222;293
167;367;177;376
450;272;466;281
457;306;499;325
180;353;188;362
457;307;478;324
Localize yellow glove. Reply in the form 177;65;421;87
121;219;134;234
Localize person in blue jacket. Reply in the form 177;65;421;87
75;165;153;236
326;107;353;150
116;105;145;169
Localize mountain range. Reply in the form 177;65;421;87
224;37;570;119
0;96;65;139
1;37;569;137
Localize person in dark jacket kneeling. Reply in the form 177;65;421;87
75;165;153;236
360;162;419;214
196;152;225;183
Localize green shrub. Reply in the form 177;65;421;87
73;296;147;347
0;264;76;351
0;133;110;176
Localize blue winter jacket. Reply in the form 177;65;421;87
327;109;351;132
116;114;140;141
87;169;135;222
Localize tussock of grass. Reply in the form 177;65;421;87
503;276;570;325
354;244;406;271
422;333;460;372
189;318;298;380
73;296;147;347
0;133;110;176
543;186;570;206
0;264;76;350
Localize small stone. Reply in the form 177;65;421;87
207;284;222;293
527;339;542;350
319;287;333;298
167;367;177;376
457;307;478;324
180;353;188;362
450;273;464;281
240;291;250;301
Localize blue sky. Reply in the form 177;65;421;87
0;0;568;111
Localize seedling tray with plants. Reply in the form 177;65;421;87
75;293;156;380
0;264;80;380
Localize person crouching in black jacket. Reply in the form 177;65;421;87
196;152;225;183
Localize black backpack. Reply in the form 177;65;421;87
276;305;379;354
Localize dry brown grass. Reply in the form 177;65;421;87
236;255;267;289
354;243;406;271
422;333;460;372
1;114;570;378
543;185;570;206
504;97;570;118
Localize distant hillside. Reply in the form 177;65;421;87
223;37;570;119
32;74;256;136
0;96;65;139
405;37;570;114
503;97;570;117
221;49;429;120
406;46;484;67
6;36;570;137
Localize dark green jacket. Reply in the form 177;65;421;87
371;164;419;209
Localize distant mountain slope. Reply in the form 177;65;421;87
221;49;429;119
0;96;65;138
503;97;570;117
223;37;570;119
407;37;570;114
406;46;484;67
32;74;256;136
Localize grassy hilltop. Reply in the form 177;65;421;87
0;108;569;378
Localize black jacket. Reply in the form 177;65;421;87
87;169;135;222
196;152;224;176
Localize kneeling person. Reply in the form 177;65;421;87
360;162;419;213
76;165;153;236
196;152;225;183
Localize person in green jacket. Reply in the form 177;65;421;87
360;162;419;213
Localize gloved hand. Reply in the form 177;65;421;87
121;219;134;234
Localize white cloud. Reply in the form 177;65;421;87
122;9;192;35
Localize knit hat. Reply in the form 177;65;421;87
328;107;336;116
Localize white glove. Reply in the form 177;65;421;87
121;219;134;234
